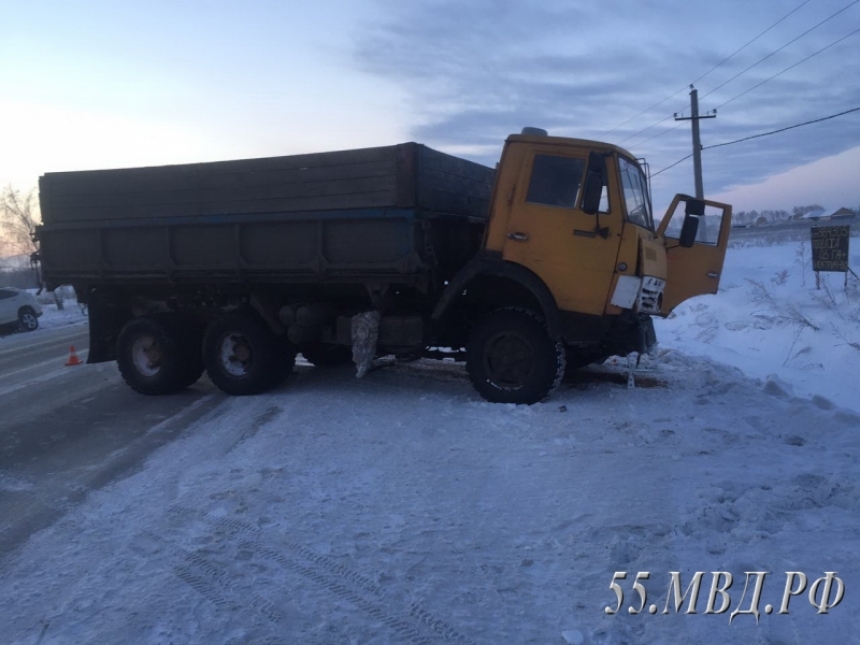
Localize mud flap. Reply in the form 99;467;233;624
86;288;128;363
638;314;657;355
351;311;380;378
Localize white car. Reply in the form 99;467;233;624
0;287;43;332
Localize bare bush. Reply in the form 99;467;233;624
0;186;64;308
771;270;789;286
746;279;820;331
0;186;38;257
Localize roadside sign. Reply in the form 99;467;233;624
810;226;849;272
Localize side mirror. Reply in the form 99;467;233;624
581;151;605;215
685;198;705;216
679;214;699;248
581;171;603;215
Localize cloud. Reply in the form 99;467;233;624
355;0;860;209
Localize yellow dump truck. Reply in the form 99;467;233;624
37;128;731;404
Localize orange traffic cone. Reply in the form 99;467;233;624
66;345;82;366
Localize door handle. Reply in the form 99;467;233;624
507;232;529;242
707;272;719;278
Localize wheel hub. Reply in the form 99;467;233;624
220;333;253;376
484;332;534;388
131;335;162;377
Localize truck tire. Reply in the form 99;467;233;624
466;309;565;404
203;312;295;396
18;307;39;332
300;342;352;367
117;316;198;395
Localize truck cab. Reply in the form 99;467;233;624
484;130;731;321
440;130;731;402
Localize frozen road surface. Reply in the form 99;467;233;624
0;318;222;560
1;312;859;644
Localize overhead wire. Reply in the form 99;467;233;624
713;25;860;110
690;0;815;88
651;105;860;176
618;0;860;145
640;20;860;151
628;8;860;152
704;105;860;149
700;0;860;102
605;0;816;137
651;154;694;178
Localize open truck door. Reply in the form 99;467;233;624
656;195;732;315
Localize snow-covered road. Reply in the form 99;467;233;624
1;351;858;644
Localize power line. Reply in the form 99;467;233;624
652;154;694;178
651;105;860;176
603;88;688;136
605;0;816;137
714;25;860;110
700;0;860;101
626;14;860;150
617;114;675;145
692;0;815;87
631;122;684;147
704;105;860;149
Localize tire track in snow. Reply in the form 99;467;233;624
141;530;294;629
166;506;385;597
154;505;476;645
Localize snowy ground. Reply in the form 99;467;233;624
657;237;860;413
37;303;89;331
1;238;858;644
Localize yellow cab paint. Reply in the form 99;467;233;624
486;134;626;316
656;195;733;315
485;132;732;319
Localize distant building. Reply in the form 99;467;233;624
828;207;855;220
802;208;826;220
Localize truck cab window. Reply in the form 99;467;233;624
526;155;586;209
619;156;653;229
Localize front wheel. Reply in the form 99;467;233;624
203;312;295;396
466;310;565;404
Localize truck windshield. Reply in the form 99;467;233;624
618;156;653;230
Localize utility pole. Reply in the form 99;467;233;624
674;85;716;199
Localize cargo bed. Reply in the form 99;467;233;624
38;143;494;289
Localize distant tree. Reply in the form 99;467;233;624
0;185;63;308
0;186;38;258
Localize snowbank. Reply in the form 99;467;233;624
657;239;860;413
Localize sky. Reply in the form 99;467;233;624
2;0;859;219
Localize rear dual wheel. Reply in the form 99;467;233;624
117;316;203;395
202;312;296;396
